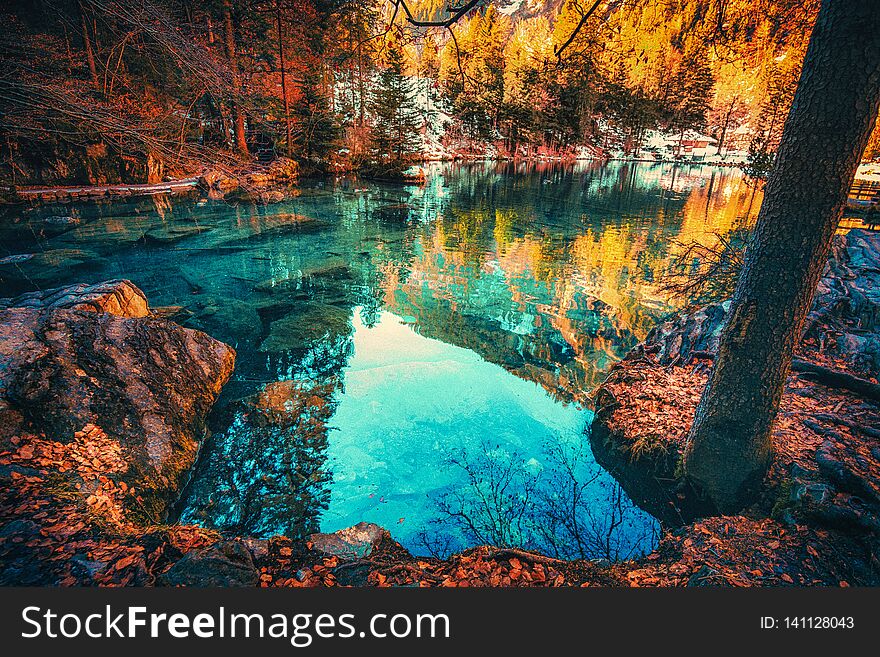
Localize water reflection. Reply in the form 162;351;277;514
320;309;634;556
0;161;768;558
181;378;337;538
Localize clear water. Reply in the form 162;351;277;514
0;161;762;560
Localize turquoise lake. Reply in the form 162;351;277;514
0;161;764;559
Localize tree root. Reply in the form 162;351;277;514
812;413;880;440
790;359;880;402
485;547;567;566
682;351;880;401
815;446;880;505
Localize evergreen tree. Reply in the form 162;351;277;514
663;46;715;137
473;6;507;136
370;33;422;168
333;0;381;127
291;69;340;168
745;55;801;180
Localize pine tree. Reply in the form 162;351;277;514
291;69;339;169
664;46;715;135
369;33;422;170
745;55;801;180
474;5;507;136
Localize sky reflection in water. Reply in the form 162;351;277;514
0;161;765;558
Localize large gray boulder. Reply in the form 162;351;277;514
0;281;236;517
306;522;386;559
160;541;259;587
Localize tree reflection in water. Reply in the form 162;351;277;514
421;440;659;561
0;162;766;557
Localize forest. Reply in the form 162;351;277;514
0;0;879;593
2;0;878;185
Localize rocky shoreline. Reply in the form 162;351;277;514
588;229;880;582
1;232;879;587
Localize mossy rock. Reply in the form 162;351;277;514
143;225;209;244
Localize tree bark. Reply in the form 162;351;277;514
275;4;292;156
78;1;99;88
716;95;737;158
222;1;248;156
683;0;880;513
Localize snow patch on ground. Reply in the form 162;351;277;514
856;162;880;183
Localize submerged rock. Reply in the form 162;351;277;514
253;263;353;295
151;305;191;321
143;225;207;244
2;215;82;240
0;282;236;517
32;215;81;234
0;248;99;292
191;296;262;345
217;213;329;246
0;279;149;317
235;218;328;242
259;301;352;352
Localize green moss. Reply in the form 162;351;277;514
770;479;796;520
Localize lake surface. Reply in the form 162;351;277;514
0;161;763;559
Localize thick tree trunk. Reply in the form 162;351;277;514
78;1;99;87
275;5;292;156
222;1;248;156
683;0;880;513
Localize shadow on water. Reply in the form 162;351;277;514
0;161;765;558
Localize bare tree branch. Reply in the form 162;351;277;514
395;0;486;29
554;0;604;58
